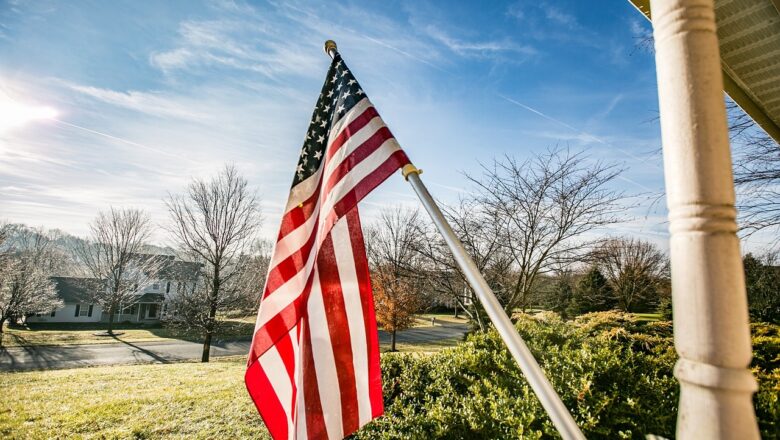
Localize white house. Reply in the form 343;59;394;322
27;256;201;325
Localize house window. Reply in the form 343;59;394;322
166;282;171;293
148;303;158;318
76;304;93;317
50;310;56;317
153;283;160;290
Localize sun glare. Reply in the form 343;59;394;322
0;96;58;133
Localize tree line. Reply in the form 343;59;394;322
365;148;779;343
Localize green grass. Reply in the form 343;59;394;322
0;357;270;439
0;317;255;348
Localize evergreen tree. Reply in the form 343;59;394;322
569;266;615;316
542;276;574;320
743;253;780;323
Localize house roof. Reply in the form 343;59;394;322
629;0;780;143
51;277;101;303
136;292;165;303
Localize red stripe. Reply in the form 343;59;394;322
249;272;312;363
346;209;384;417
278;180;321;239
317;234;360;436
321;149;411;235
323;127;394;198
245;361;288;440
302;318;327;438
263;227;317;297
275;330;296;387
326;106;379;161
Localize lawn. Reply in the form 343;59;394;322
0;357;270;439
0;317;255;348
0;313;466;349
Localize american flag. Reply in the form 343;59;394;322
245;51;410;440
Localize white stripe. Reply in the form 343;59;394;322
317;137;402;240
322;112;385;183
329;98;372;146
289;326;300;440
270;196;321;269
295;321;308;440
308;265;344;440
258;345;294;435
330;219;371;425
284;166;323;213
255;243;317;332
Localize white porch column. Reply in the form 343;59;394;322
649;0;759;438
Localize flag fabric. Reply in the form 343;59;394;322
245;51;410;440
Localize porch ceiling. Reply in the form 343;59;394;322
629;0;780;143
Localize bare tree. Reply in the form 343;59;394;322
248;238;273;307
366;208;428;350
467;148;625;314
728;101;780;241
0;225;63;344
165;165;261;362
416;198;511;330
72;208;159;335
591;237;669;312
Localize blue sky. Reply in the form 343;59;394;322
0;0;744;251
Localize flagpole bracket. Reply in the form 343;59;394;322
402;164;422;181
324;40;338;58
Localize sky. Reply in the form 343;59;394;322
0;0;769;252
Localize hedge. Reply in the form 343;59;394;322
354;312;779;439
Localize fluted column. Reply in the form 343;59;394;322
649;0;759;438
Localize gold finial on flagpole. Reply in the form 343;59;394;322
324;40;338;58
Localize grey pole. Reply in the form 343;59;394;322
323;39;585;440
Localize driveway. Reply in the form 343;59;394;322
0;323;468;372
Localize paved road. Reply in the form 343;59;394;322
0;323;468;372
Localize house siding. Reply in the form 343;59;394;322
26;303;103;324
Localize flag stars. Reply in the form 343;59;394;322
313;150;323;160
356;89;364;95
327;89;334;98
320;119;327;128
317;135;325;144
347;79;356;86
337;103;346;113
296;163;304;174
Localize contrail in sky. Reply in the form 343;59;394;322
498;93;663;170
52;119;197;164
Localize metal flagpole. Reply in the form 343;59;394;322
324;40;585;440
401;164;585;440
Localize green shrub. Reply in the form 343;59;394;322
356;312;779;439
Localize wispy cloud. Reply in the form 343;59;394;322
149;18;322;81
425;25;536;58
69;85;209;121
